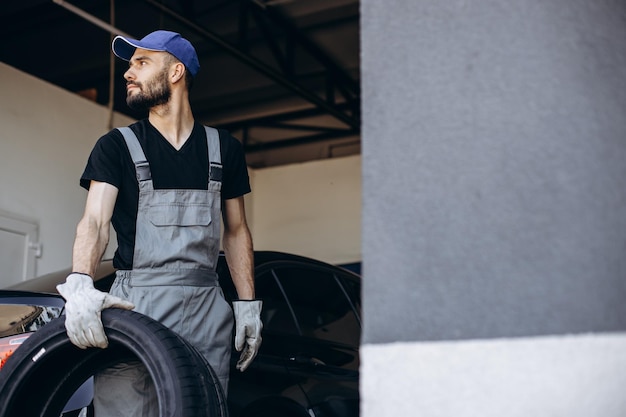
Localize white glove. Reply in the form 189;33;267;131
56;273;135;349
233;300;263;372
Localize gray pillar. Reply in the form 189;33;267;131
361;0;626;415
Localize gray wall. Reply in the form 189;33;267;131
361;0;626;415
362;0;626;343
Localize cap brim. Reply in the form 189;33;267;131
112;35;165;61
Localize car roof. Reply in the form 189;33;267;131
3;251;359;295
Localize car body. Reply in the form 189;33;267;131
0;251;361;417
0;291;92;416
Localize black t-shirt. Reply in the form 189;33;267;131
80;119;251;269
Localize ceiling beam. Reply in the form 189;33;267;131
243;130;359;154
143;0;360;131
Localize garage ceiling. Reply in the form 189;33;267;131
0;0;360;168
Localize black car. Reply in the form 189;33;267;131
0;251;361;417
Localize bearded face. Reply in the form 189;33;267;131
126;65;171;111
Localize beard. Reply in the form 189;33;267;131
126;68;171;111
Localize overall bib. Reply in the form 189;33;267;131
93;126;234;417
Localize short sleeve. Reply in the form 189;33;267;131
80;130;129;190
220;130;251;200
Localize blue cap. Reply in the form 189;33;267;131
112;30;200;77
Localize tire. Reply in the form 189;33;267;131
0;308;226;417
177;335;229;417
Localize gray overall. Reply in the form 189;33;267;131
93;126;234;417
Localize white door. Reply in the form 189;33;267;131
0;214;40;287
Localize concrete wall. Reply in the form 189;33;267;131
361;0;626;415
250;155;361;265
0;61;361;285
0;62;134;276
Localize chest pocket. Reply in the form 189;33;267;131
147;204;212;227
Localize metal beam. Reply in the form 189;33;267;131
215;103;357;131
143;0;359;130
52;0;132;37
244;130;359;153
50;0;360;155
249;0;359;97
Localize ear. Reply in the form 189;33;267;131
170;62;186;84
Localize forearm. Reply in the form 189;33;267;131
223;223;255;300
71;181;117;278
72;215;109;278
222;198;261;371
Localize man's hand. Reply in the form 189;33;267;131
56;273;135;349
233;300;263;372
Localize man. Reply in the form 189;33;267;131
56;30;262;415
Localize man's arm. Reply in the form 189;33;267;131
56;180;134;349
222;196;262;371
222;196;254;300
72;180;118;276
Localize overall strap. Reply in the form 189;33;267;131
205;126;222;185
117;127;152;182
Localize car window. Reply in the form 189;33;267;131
0;303;62;369
0;303;62;337
273;266;360;347
338;274;361;321
255;271;299;335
